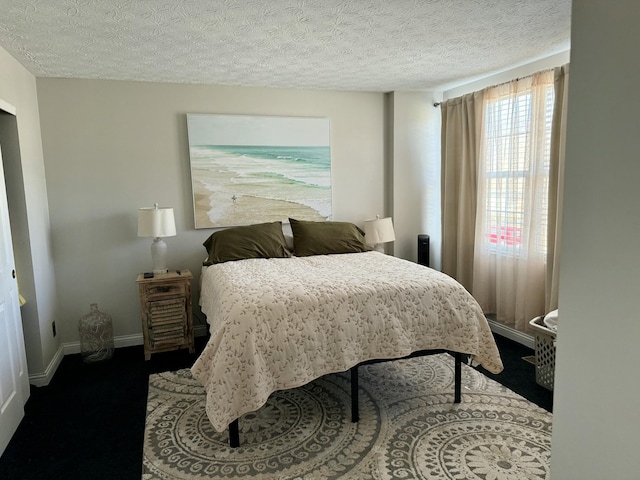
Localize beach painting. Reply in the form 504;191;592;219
187;114;332;228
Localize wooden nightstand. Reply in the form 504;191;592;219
136;270;194;360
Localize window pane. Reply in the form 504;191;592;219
482;85;553;256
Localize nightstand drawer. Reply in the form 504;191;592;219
143;282;186;298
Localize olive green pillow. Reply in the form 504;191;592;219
203;221;291;265
289;218;372;256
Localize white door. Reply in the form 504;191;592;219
0;144;29;456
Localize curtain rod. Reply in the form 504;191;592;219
433;67;557;109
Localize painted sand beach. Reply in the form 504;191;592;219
190;145;332;228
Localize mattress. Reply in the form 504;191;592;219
191;251;503;432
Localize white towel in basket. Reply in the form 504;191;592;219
543;309;558;332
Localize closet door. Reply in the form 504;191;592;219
0;144;29;456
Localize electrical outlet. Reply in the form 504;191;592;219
52;321;56;337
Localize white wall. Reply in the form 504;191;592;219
551;1;640;478
389;91;442;267
35;78;386;346
0;46;61;380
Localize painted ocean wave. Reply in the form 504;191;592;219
191;145;331;188
190;144;332;218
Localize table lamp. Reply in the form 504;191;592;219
364;215;395;252
138;203;176;274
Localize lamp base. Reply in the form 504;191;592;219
373;243;385;253
150;238;169;274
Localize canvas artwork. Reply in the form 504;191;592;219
187;114;332;228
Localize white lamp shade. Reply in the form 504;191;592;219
364;216;395;245
138;204;176;238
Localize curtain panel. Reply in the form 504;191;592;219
440;66;568;333
440;92;484;291
547;64;569;312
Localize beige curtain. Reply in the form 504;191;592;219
440;92;484;291
547;64;569;311
472;70;554;331
441;68;567;333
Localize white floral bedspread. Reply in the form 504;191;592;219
191;251;503;432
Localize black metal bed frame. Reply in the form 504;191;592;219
228;350;463;448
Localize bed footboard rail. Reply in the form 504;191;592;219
227;350;464;448
351;350;463;423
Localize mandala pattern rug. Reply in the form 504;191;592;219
143;354;552;479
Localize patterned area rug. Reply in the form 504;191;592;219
143;354;552;479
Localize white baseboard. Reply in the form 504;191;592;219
28;343;65;387
31;325;210;386
487;318;534;349
62;333;144;355
193;324;208;337
31;322;520;387
62;324;209;355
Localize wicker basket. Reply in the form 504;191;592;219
529;316;556;390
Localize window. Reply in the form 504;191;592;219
481;83;554;257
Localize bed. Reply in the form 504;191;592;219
190;220;503;447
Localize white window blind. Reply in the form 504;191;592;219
481;83;554;257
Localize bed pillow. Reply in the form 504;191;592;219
289;218;372;256
203;221;292;265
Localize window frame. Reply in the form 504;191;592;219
480;85;554;258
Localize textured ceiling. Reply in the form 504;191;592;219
0;0;571;92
